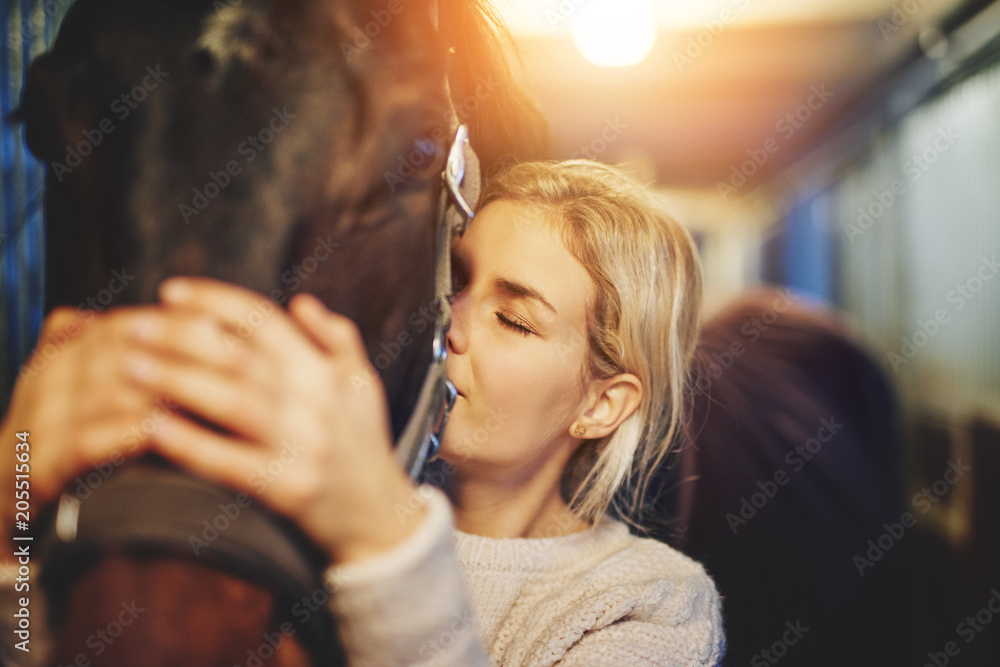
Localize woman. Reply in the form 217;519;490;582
1;160;723;665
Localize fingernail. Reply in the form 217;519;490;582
304;294;328;316
161;279;191;303
127;354;159;382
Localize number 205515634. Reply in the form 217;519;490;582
14;432;30;527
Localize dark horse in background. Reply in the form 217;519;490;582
12;0;547;663
646;291;912;666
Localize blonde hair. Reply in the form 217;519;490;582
480;160;703;524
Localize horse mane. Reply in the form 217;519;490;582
439;0;551;176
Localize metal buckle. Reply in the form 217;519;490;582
444;124;474;234
395;315;457;479
423;317;457;464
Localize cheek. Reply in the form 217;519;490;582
475;345;586;440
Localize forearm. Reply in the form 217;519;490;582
326;486;492;667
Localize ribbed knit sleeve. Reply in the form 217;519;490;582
325;485;492;666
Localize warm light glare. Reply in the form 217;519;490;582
570;0;657;67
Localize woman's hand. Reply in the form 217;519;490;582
0;306;171;532
129;277;425;565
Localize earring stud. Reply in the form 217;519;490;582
573;424;587;438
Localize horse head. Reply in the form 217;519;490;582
23;0;458;431
18;0;547;663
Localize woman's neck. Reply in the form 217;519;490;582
444;459;590;539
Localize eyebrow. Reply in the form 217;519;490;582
494;277;557;315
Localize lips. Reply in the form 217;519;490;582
446;374;465;398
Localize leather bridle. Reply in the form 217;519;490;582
394;123;479;481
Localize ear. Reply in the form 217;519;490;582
19;53;89;163
571;373;642;441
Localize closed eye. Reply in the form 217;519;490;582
496;311;534;336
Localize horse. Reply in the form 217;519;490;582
645;290;911;666
13;0;547;663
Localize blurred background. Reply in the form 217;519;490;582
488;0;999;663
2;0;999;663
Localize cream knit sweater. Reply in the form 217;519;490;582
0;488;724;666
327;487;725;666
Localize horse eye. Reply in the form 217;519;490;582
415;138;437;156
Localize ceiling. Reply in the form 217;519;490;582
494;0;979;189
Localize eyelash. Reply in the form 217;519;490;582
495;312;533;336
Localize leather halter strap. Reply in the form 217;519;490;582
394;123;479;480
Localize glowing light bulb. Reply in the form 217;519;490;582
570;0;657;68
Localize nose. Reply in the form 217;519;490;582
446;289;469;356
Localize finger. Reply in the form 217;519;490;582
40;307;86;339
149;415;268;496
288;293;366;361
36;414;155;504
158;277;306;359
125;350;271;442
123;309;256;377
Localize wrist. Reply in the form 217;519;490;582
330;469;428;566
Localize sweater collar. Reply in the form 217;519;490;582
452;516;633;573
